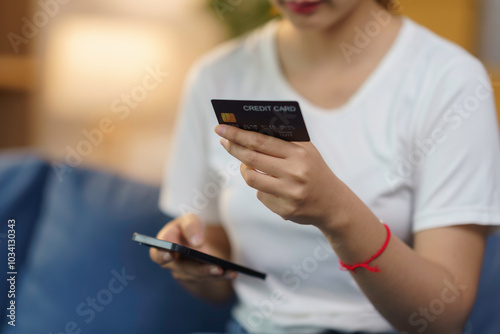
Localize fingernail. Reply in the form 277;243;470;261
190;234;203;247
163;252;172;262
220;138;228;149
215;125;225;136
210;266;221;275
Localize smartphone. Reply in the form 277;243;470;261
132;233;266;280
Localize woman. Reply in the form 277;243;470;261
150;0;500;333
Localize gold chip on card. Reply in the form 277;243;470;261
221;113;237;122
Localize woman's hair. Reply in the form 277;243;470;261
377;0;393;9
376;0;401;14
376;0;391;10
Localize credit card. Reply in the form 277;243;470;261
211;99;310;142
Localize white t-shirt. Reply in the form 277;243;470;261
159;17;500;333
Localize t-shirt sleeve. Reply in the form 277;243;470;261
412;56;500;234
158;63;221;225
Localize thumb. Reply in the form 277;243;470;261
180;213;205;248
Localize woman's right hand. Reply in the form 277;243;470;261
149;213;237;283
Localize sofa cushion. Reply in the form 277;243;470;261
466;233;500;334
2;160;231;334
0;151;49;328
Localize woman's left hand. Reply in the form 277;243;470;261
215;124;355;229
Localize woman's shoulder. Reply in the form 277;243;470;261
403;18;486;76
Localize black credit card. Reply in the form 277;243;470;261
211;99;310;142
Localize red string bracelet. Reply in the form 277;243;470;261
339;223;391;273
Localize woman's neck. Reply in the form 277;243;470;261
277;1;402;66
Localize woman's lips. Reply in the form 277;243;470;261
285;1;323;14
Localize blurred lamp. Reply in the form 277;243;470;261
41;15;174;118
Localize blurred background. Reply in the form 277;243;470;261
1;0;499;185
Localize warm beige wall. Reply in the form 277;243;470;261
0;0;33;149
30;1;226;185
400;0;478;53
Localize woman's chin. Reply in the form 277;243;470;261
286;15;339;31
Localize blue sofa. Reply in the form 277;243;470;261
0;151;232;334
0;151;499;334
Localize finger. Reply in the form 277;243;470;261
150;221;183;264
156;216;187;242
164;259;221;276
215;125;292;158
151;248;179;266
221;140;284;176
167;259;237;281
240;164;283;196
171;269;237;282
179;213;205;247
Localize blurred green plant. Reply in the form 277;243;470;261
209;0;280;38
